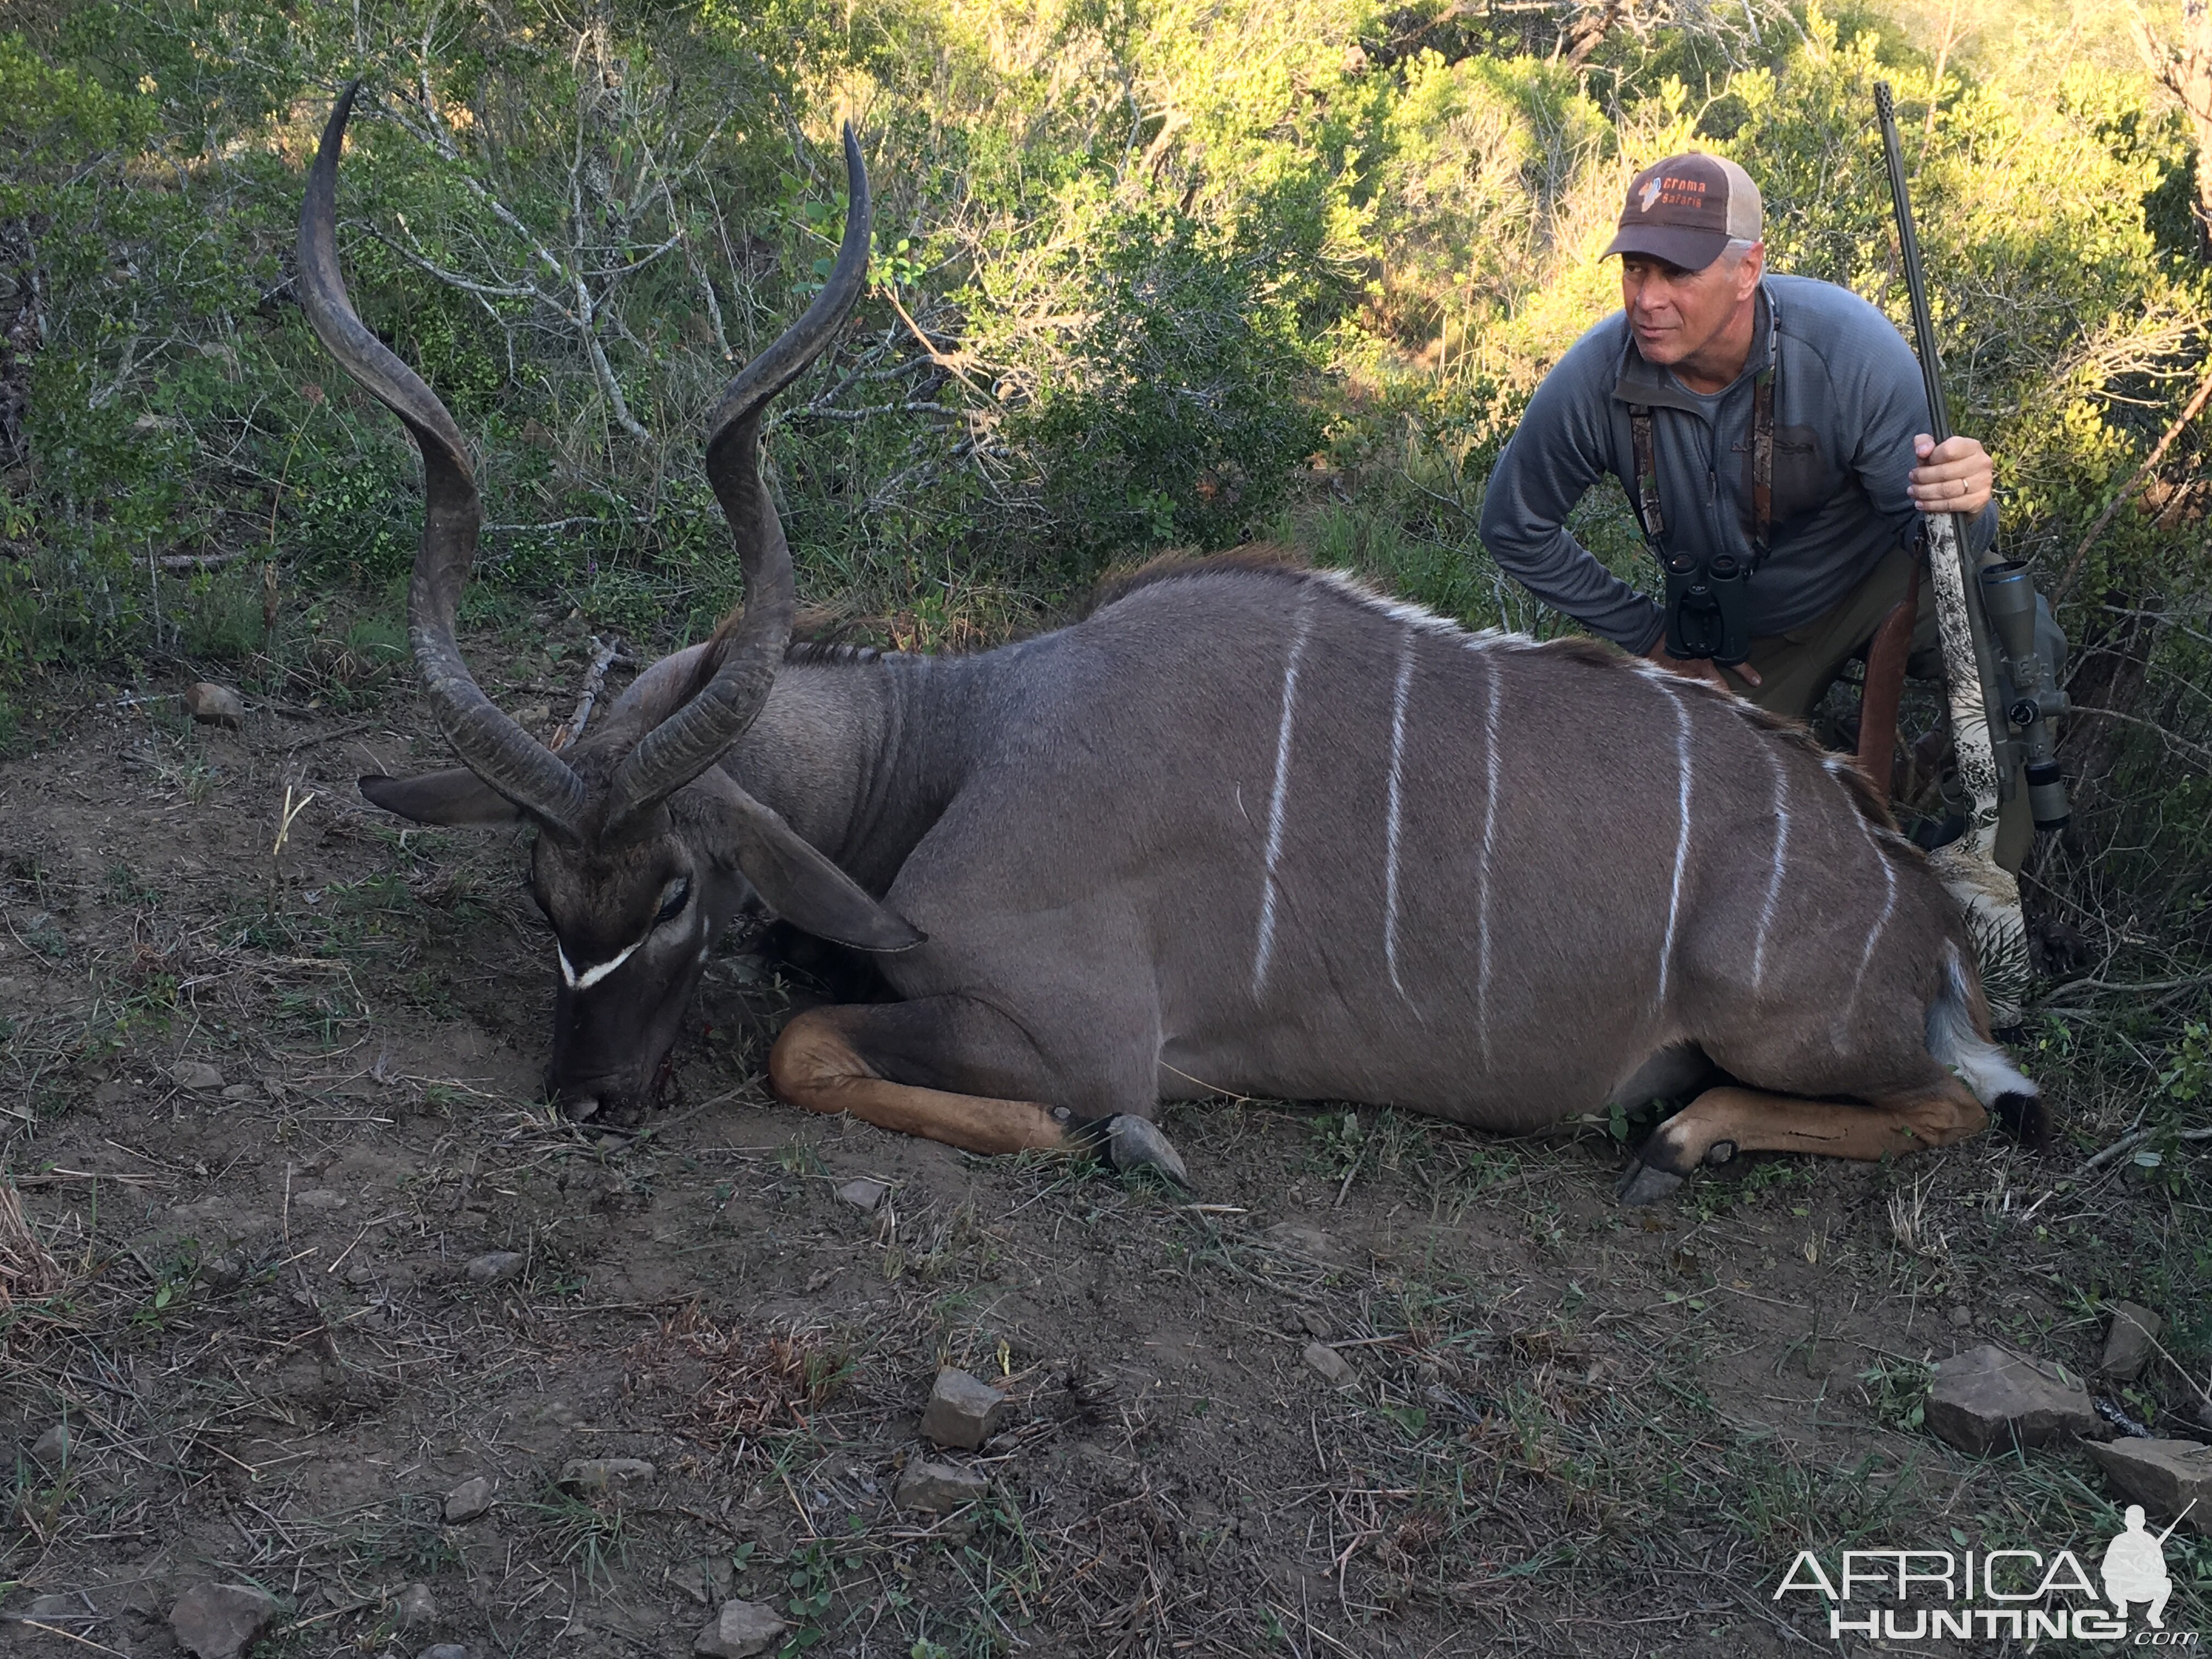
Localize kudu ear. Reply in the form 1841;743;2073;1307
708;793;926;953
360;770;527;827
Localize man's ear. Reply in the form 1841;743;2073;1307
704;791;924;953
360;770;527;827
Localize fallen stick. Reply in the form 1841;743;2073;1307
550;634;621;751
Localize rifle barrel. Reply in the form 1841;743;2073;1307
1875;81;1954;448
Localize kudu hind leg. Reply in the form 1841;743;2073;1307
1616;1081;1988;1205
768;1002;1187;1181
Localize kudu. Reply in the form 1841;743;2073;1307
302;89;2044;1203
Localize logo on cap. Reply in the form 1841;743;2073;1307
1638;178;1662;213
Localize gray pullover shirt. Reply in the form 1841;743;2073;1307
1477;274;1995;652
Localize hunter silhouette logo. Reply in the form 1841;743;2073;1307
1775;1502;2201;1644
2103;1503;2189;1629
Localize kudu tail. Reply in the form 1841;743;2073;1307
1926;942;2047;1149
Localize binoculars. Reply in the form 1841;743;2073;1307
1979;560;2071;832
1662;550;1752;666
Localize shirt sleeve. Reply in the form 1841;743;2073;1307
1846;313;1999;557
1477;329;1667;653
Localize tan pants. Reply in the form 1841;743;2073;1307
1717;542;2031;873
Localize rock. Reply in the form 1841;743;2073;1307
1296;1307;1332;1339
558;1457;655;1494
2084;1439;2212;1532
894;1460;990;1511
417;1647;470;1659
837;1178;890;1213
464;1251;524;1284
182;682;246;727
170;1582;279;1659
23;1593;84;1621
29;1423;70;1466
694;1598;787;1658
2099;1302;2162;1383
1304;1340;1356;1388
220;1082;259;1102
170;1060;224;1092
918;1369;1011;1450
345;1262;374;1285
675;1555;735;1605
443;1475;495;1522
291;1189;345;1211
1262;1222;1333;1261
201;1251;246;1289
1925;1344;2098;1454
396;1582;435;1630
1947;1305;1973;1329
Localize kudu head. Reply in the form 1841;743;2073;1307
298;85;920;1118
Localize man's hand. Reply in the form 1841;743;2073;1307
1643;641;1760;692
1908;434;1993;516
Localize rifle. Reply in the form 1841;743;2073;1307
1875;82;2069;836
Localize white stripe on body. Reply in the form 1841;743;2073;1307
1656;679;1693;1006
1383;624;1417;996
1751;743;1792;994
1252;590;1317;998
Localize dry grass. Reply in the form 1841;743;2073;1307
0;1178;61;1305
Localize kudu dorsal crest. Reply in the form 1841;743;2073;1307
307;89;2044;1190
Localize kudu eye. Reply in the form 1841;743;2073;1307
654;878;692;928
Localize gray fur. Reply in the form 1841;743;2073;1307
615;555;2022;1128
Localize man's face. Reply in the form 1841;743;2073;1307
1620;245;1763;365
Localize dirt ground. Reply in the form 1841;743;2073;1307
1;635;2207;1658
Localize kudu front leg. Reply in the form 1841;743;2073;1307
1615;1082;1988;1204
768;1002;1188;1182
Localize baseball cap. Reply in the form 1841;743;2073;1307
1603;154;1763;270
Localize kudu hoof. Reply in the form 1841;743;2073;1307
1613;1158;1685;1206
1105;1115;1190;1187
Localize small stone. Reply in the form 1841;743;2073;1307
558;1457;655;1494
676;1555;735;1606
292;1188;346;1211
918;1369;1011;1451
30;1423;70;1465
170;1060;224;1092
220;1082;259;1102
182;682;246;728
2098;1302;2162;1383
1296;1307;1332;1339
1948;1305;1973;1329
837;1178;890;1213
894;1460;990;1511
2084;1439;2212;1532
694;1598;787;1658
24;1593;82;1620
1303;1340;1356;1388
443;1475;495;1522
396;1582;435;1630
465;1251;524;1284
417;1647;470;1659
1925;1344;2099;1454
345;1262;375;1285
1262;1222;1333;1261
170;1582;279;1659
202;1251;246;1289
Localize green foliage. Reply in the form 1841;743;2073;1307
1016;204;1330;552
